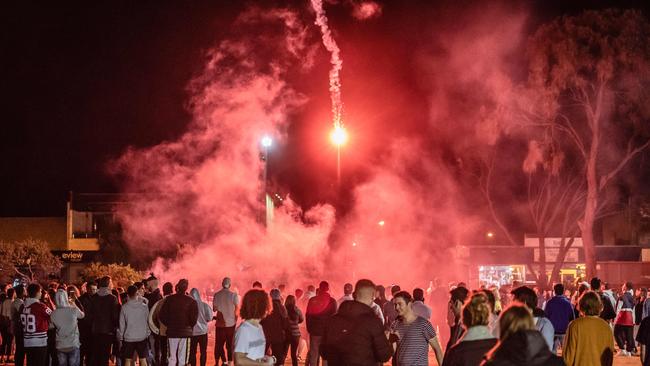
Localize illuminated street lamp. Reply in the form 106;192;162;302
329;126;348;185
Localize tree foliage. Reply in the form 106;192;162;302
0;239;62;283
81;262;144;289
518;9;650;277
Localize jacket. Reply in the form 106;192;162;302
286;305;304;338
118;297;151;342
598;291;617;321
321;300;392;366
443;325;496;366
50;290;85;350
261;300;290;343
144;289;163;311
159;292;199;338
190;289;213;336
480;330;564;366
544;295;574;334
88;288;120;335
306;292;336;336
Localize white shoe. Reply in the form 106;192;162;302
616;350;629;356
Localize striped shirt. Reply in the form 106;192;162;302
391;316;436;366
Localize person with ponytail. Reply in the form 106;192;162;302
442;292;497;366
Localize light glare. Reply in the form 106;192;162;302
261;136;273;147
330;126;348;146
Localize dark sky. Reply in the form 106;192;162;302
2;0;648;217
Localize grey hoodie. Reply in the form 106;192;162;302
191;288;213;336
118;296;151;342
51;290;85;350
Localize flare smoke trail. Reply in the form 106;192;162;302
310;0;344;128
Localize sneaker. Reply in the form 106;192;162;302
616;350;629;356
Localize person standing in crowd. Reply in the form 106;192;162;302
482;304;563;366
383;285;402;331
374;285;388;311
637;307;650;366
603;283;618;316
306;281;336;366
233;289;274;365
144;275;162;366
159;279;198;366
412;288;432;321
562;291;615;366
51;289;85;366
590;277;617;323
321;279;392;365
442;292;496;366
615;281;637;356
88;276;120;366
636;288;647;349
336;283;353;308
0;287;15;364
149;282;174;366
22;283;52;366
189;288;212;366
284;295;303;366
300;285;316;311
572;283;589;319
213;277;239;366
260;289;289;365
118;286;150;366
510;286;554;351
480;289;499;338
544;283;574;354
12;285;25;366
390;291;443;366
447;284;469;350
78;280;96;366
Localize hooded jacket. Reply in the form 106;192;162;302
442;326;497;366
118;296;151;342
159;292;199;338
306;291;337;336
261;300;290;343
51;290;85;350
321;300;392;366
190;289;213;336
481;330;564;366
88;287;120;335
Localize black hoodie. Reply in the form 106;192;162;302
481;330;564;366
322;300;392;366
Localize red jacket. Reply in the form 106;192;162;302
22;298;51;348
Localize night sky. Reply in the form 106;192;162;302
2;0;649;217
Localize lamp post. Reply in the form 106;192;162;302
261;136;273;227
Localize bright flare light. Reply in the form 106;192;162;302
378;220;385;226
261;136;273;148
330;126;348;146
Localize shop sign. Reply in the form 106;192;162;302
51;251;97;263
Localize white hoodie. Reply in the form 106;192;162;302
118;296;151;342
191;288;213;336
51;290;84;350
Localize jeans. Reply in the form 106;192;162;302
189;334;207;366
307;335;327;366
614;324;636;353
286;335;300;366
552;334;565;354
269;341;287;366
57;348;80;366
14;332;25;366
214;326;234;364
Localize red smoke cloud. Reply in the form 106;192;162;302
110;3;531;296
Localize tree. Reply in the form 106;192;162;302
519;9;650;277
81;262;144;289
0;239;62;283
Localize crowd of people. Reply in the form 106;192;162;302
0;274;647;366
